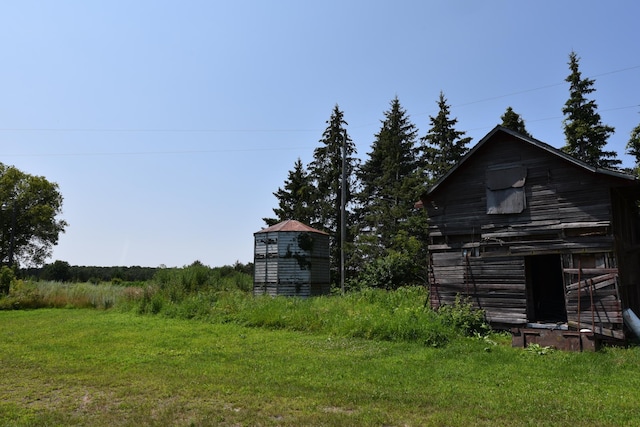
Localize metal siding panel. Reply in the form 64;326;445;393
253;229;331;296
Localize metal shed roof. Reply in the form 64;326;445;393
254;219;328;235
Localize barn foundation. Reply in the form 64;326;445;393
511;325;598;351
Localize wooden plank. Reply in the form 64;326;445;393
563;268;618;275
565;274;617;292
567;321;624;340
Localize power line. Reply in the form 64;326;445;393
3;65;638;136
0;127;320;134
1;63;638;159
418;64;640;117
1;146;319;157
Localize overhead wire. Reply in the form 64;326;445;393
1;63;638;157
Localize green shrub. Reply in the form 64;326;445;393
137;286;164;315
0;266;16;295
353;232;426;290
524;343;556;355
437;294;489;336
151;262;252;301
0;279;43;309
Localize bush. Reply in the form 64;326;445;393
352;233;426;290
137;286;164;315
151;261;252;301
437;295;489;336
0;279;43;309
0;266;15;295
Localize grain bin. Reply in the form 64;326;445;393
253;219;330;297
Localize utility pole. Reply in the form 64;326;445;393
7;202;16;267
340;128;347;294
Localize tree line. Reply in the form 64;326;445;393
20;260;255;284
1;51;640;291
264;51;640;290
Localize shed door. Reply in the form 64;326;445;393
525;255;567;323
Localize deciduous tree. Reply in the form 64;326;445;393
0;163;67;267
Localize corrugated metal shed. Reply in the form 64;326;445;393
253;220;331;297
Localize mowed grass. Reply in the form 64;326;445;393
1;309;640;426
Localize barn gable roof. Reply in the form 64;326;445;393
424;125;637;199
255;219;328;235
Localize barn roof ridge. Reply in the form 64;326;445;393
424;125;637;197
255;219;329;235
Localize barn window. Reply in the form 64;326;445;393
486;165;527;214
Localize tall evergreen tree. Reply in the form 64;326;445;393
263;158;315;227
355;97;427;288
419;91;471;182
562;51;620;169
626;120;640;175
500;106;531;137
307;105;358;285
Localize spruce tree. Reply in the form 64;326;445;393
500;106;531;137
419;91;471;182
355;97;427;288
562;51;620;169
263;158;316;227
307;105;358;285
626;121;640;175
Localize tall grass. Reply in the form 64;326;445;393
34;281;136;309
1;264;486;347
133;286;487;347
0;279;141;310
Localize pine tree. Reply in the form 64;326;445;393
307;105;358;285
626;121;640;175
355;97;427;288
562;51;620;169
419;91;471;182
500;106;531;137
263;158;316;227
358;97;419;248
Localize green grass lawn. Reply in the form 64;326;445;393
1;309;640;426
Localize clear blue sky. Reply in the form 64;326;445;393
1;1;639;267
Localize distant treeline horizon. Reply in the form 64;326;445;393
21;260;254;283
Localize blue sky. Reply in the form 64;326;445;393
1;1;639;267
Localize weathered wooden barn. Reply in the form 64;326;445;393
419;126;640;350
253;219;331;297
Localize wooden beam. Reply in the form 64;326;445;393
567;321;624;340
563;268;618;275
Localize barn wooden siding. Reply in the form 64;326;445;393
253;223;330;297
423;127;640;341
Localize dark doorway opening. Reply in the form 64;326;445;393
525;254;567;323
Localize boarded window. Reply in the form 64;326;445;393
486;166;527;214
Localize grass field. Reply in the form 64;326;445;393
2;308;640;426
